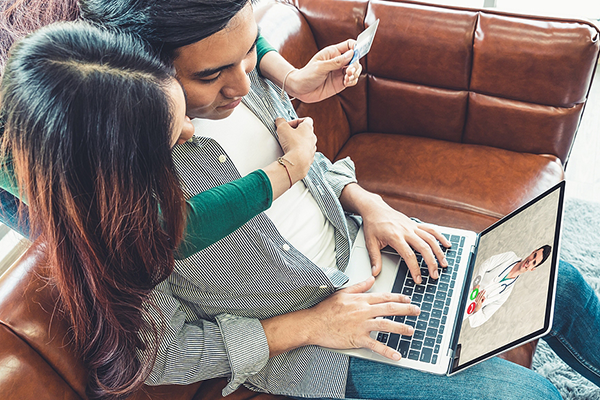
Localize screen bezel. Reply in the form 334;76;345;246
450;180;565;374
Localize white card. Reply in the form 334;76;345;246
349;19;380;65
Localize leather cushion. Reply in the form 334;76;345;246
336;132;565;231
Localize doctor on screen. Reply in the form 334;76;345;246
466;245;552;328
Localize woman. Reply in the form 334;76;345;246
0;0;361;235
0;21;316;399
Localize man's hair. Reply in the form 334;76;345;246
80;0;249;64
537;244;552;267
1;21;185;400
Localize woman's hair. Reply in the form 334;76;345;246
0;0;80;75
1;21;186;399
80;0;249;64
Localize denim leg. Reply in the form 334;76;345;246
344;356;561;400
541;259;600;386
0;188;30;238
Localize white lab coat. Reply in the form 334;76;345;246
468;251;521;328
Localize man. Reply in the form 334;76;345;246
79;1;600;399
467;245;551;328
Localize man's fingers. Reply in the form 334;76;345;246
363;292;412;306
421;224;452;249
393;241;422;284
365;339;402;360
342;276;375;294
411;231;445;280
371;317;418;336
369;302;420;319
366;240;383;277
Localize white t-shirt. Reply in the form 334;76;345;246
192;104;337;271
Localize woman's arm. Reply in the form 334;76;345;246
256;35;361;103
176;117;316;258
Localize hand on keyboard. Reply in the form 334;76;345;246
358;195;452;284
306;276;421;361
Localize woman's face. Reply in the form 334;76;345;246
167;79;195;146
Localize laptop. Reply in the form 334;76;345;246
334;180;564;376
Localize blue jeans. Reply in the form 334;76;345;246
343;260;599;400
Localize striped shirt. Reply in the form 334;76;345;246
146;69;360;398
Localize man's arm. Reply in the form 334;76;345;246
260;277;419;361
146;278;420;394
145;281;269;395
339;183;451;285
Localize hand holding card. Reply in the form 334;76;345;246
348;19;380;65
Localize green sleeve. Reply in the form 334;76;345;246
256;34;277;76
175;169;273;259
0;155;25;204
1;144;273;258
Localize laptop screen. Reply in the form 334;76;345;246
451;181;564;373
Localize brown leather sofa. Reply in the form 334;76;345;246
1;0;598;399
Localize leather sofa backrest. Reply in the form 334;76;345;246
258;0;599;162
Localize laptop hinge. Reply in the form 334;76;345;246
452;344;462;369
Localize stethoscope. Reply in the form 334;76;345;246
496;261;520;294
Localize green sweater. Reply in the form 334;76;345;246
0;157;272;259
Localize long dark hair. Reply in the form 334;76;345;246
0;0;79;75
80;0;248;63
1;22;186;399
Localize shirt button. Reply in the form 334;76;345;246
218;154;227;163
319;285;328;289
282;244;290;251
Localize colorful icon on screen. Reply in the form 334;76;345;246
469;287;479;301
467;301;476;315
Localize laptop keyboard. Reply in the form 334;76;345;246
376;233;465;364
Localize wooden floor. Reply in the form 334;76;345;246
565;60;600;202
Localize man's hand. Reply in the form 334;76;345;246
340;184;451;285
261;277;420;360
306;277;419;360
284;39;362;103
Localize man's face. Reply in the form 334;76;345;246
519;248;545;273
173;2;258;120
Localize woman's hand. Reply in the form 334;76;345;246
261;117;316;200
259;40;361;104
275;117;317;184
284;39;362;103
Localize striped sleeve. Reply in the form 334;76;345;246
314;153;357;199
216;314;270;396
143;281;269;389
